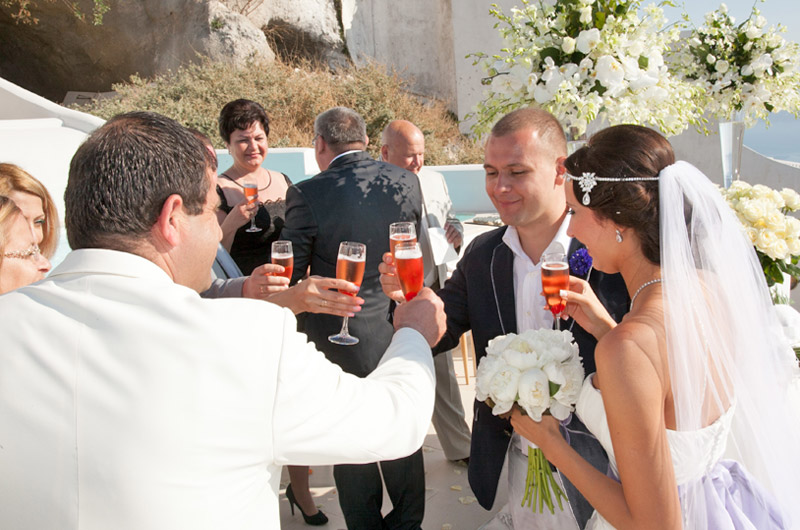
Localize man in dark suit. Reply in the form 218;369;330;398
281;107;424;530
381;108;629;529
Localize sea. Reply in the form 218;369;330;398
745;112;800;164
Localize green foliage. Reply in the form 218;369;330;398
72;58;483;165
1;0;109;25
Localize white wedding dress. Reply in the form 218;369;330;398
575;375;787;530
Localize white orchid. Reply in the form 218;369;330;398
468;0;703;137
576;28;600;54
675;4;800;127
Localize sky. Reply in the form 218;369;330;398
660;1;800;162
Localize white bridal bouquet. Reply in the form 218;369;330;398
468;0;704;138
476;328;585;512
719;180;800;293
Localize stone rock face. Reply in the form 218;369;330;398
0;0;275;101
224;0;349;68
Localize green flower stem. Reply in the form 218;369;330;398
521;447;567;514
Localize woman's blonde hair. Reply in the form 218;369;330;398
0;163;59;258
0;195;23;268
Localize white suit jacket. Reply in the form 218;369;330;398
0;249;435;530
416;168;463;289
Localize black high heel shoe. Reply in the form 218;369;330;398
285;483;329;526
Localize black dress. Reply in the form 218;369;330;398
216;173;292;275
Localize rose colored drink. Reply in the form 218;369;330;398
395;243;424;301
542;262;569;315
271;253;294;280
336;255;365;296
243;184;258;204
390;234;417;257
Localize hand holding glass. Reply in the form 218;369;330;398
328;241;366;345
389;222;416;257
394;241;424;301
542;250;569;329
270;240;293;280
243;183;262;233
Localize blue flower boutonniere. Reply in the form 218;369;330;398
569;248;593;277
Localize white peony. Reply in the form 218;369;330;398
475;354;506;402
488;365;522;414
517;368;551;421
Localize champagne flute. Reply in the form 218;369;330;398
389;221;416;257
243;183;262;233
394;241;424;301
328;241;366;345
542;249;569;330
270;240;293;280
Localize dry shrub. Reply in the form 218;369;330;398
75;58;483;165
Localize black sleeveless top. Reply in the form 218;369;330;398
216;173;292;275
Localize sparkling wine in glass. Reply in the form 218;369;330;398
389;221;416;257
328;241;366;345
542;249;570;330
394;241;424;301
270;240;293;280
243;183;262;233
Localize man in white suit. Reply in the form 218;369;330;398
0;111;446;530
381;120;471;464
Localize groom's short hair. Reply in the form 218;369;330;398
491;108;567;156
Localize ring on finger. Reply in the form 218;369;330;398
321;300;327;307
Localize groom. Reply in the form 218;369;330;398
384;108;629;528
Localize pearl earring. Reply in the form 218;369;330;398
615;229;623;243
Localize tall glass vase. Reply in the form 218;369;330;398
719;112;745;188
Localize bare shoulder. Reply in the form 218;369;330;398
594;315;666;399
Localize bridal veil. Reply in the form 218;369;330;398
659;161;800;528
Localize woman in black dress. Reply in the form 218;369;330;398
216;99;292;275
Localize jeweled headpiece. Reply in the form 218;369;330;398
566;172;660;205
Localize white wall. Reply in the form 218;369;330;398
342;0;456;103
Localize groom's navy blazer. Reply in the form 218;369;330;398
433;226;629;515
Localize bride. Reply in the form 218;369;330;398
510;124;800;529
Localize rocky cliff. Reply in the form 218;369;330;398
0;0;348;101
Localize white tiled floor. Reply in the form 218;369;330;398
278;348;509;530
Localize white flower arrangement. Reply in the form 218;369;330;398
475;328;585;513
673;3;800;127
467;0;705;138
720;180;800;290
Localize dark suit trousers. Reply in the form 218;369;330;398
333;448;425;530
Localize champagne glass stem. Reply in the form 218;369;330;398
339;315;350;337
554;313;561;331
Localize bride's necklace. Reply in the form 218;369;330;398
630;278;662;309
221;171;272;191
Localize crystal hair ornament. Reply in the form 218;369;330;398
567;172;660;205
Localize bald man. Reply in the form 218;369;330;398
381;120;471;464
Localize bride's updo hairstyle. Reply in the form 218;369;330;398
564;125;674;265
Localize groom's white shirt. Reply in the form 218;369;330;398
0;248;435;530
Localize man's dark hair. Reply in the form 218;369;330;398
218;99;270;144
66;111;210;251
314;107;367;153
